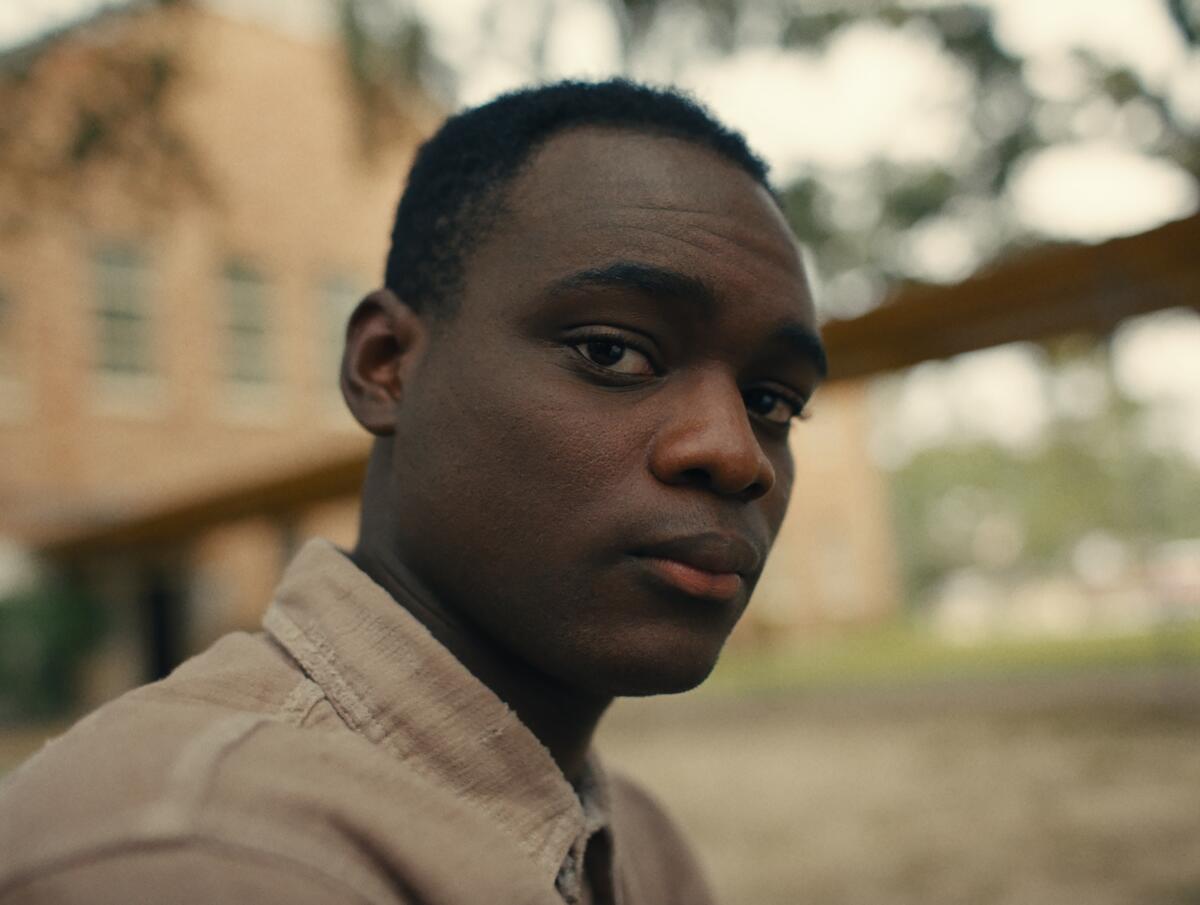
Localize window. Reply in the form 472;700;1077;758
321;276;362;388
95;246;151;374
0;287;12;375
224;262;270;384
0;284;27;420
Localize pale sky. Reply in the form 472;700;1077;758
3;0;1198;463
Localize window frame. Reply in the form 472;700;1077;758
223;260;271;386
94;244;152;377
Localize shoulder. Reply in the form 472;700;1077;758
0;630;306;814
606;772;718;905
0;632;363;901
0;634;559;905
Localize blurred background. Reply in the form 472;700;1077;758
1;0;1198;902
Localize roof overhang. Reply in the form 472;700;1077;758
822;213;1200;381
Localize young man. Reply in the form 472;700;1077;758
0;80;826;904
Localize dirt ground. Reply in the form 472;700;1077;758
597;666;1200;905
3;667;1198;904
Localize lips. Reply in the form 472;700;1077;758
631;532;763;602
633;533;762;575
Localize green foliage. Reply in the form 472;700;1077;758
882;168;960;226
0;581;106;722
0;1;210;231
1167;0;1199;45
781;12;850;48
886;345;1200;607
709;619;1200;692
333;0;450;154
336;0;429;92
526;0;1198;313
778;177;828;246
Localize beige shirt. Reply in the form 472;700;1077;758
0;540;716;905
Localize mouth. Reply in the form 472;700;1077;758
635;557;744;601
630;532;763;603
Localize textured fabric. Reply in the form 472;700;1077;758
0;540;716;905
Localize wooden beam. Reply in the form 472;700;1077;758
822;214;1200;380
37;451;368;557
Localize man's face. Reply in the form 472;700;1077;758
387;128;822;696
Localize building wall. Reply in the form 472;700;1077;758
741;380;901;640
0;6;425;533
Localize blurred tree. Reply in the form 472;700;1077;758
0;579;105;721
338;0;1199;314
3;0;1197;308
333;0;448;155
0;0;210;233
887;336;1200;607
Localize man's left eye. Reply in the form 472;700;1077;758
744;388;802;426
574;338;655;377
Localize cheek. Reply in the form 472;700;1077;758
399;360;648;551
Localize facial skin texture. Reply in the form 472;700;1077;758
344;127;822;779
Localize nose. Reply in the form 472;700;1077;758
648;371;776;501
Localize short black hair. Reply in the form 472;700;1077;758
383;78;773;315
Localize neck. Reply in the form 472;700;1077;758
350;542;610;786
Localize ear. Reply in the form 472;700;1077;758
340;288;427;436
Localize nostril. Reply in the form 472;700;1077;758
739;479;769;503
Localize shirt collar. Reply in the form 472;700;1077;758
262;538;607;887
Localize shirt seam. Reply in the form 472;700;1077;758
260;543;606;892
268;600;585;876
279;676;328;727
263;599;385;741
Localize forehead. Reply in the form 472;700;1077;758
464;127;816;329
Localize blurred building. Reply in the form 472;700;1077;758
748;381;901;639
0;2;901;713
0;2;420;706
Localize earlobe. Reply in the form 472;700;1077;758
340;289;427;436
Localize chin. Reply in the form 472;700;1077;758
555;600;744;697
572;638;726;698
609;666;716;698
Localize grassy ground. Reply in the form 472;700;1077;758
706;620;1200;693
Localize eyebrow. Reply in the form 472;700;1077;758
771;322;829;382
548;261;720;316
548;260;828;380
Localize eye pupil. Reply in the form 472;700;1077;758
745;389;796;425
586;340;625;366
746;389;773;414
